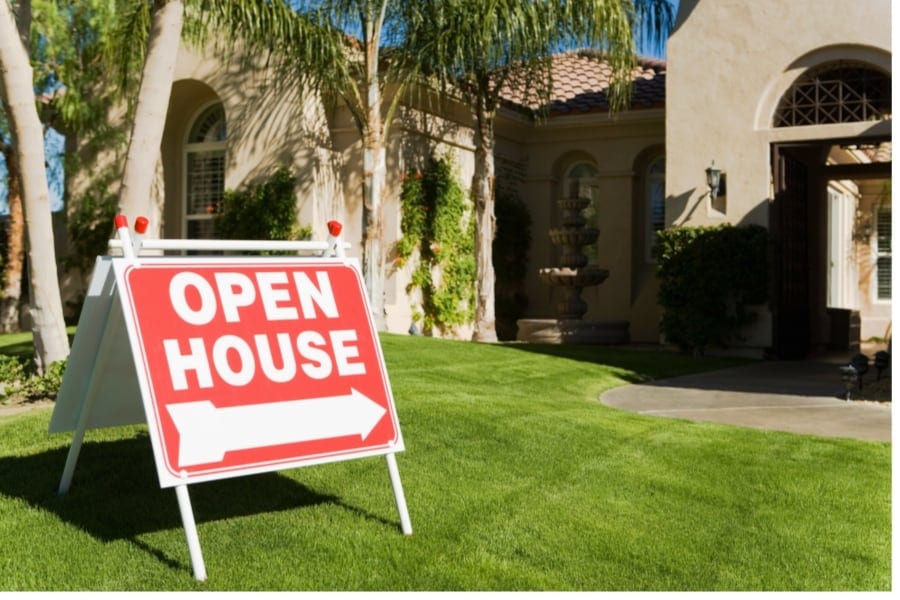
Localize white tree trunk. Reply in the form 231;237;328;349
360;12;387;331
362;135;386;331
471;110;498;342
0;0;70;370
117;0;184;238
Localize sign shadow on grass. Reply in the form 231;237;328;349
0;433;399;570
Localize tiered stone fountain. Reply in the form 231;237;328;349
516;196;629;344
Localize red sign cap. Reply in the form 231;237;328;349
327;220;343;236
114;215;128;229
134;216;149;234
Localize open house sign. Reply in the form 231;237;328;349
116;259;404;487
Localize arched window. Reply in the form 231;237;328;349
184;103;226;239
774;62;891;127
562;162;600;264
645;157;665;262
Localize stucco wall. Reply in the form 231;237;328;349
665;0;892;354
668;0;890;228
509;110;666;343
163;42;341;243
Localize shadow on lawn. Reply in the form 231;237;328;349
0;433;396;556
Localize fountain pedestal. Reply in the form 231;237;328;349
517;196;629;344
515;317;630;344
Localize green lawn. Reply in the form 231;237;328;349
0;334;891;591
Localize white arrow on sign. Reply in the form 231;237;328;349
165;388;387;467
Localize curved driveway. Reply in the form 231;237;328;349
601;359;892;442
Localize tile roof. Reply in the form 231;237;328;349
500;50;666;116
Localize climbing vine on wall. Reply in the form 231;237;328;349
397;155;475;335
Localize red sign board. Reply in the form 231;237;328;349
113;257;403;487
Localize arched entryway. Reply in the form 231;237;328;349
770;62;891;358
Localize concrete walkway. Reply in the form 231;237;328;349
601;359;892;442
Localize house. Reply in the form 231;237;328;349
665;0;891;357
67;0;891;358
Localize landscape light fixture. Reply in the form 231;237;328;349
706;161;722;200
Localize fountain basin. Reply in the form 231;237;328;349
515;318;630;344
549;228;599;247
539;266;609;287
557;197;591;211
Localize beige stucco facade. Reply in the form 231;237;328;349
154;44;483;339
161;44;343;243
498;110;666;343
145;43;668;343
60;0;890;356
666;0;891;356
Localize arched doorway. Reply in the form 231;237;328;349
770;62;891;358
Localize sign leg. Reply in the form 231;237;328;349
57;422;88;495
57;297;121;494
175;484;207;582
57;364;105;494
385;453;412;535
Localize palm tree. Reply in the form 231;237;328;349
288;1;419;330
406;0;674;342
113;0;185;230
115;0;419;329
111;1;423;330
0;0;70;371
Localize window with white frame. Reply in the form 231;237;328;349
876;204;891;300
184;103;226;239
645;157;665;262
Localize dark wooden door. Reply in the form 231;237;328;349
772;146;811;358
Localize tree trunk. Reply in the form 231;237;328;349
0;0;70;371
116;0;184;237
0;146;24;332
360;13;387;331
471;108;498;342
362;127;386;331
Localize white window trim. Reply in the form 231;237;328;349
644;156;665;263
873;203;891;304
183;101;226;240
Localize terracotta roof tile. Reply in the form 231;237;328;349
500;50;666;116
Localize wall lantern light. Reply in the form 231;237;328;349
706;161;722;200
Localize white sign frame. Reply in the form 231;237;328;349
51;230;411;582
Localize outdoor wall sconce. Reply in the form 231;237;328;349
706;161;722;199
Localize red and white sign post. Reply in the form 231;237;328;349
51;218;411;581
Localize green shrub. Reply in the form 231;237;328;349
0;355;66;401
0;354;27;391
216;166;312;252
493;184;531;341
655;224;769;355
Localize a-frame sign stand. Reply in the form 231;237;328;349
51;217;412;581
